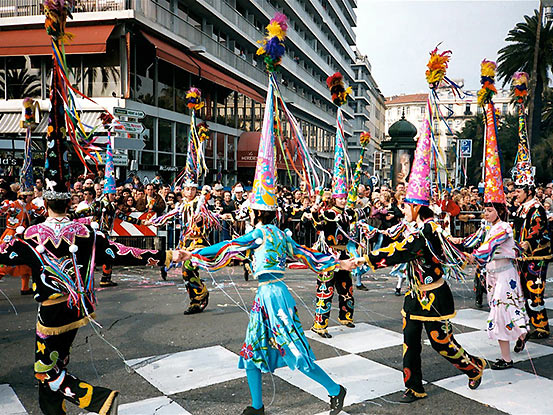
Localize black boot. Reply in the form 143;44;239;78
329;385;346;415
100;277;118;287
241;405;264;415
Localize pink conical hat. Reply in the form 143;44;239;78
483;103;505;204
405;118;431;206
250;80;277;211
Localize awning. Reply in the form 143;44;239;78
0;25;115;56
237;132;302;170
0;111;103;134
140;31;265;103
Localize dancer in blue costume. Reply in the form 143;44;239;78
180;66;354;415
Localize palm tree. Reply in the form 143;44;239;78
497;9;553;146
0;67;41;99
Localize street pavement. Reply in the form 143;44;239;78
1;264;553;415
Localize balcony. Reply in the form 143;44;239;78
0;0;126;16
252;0;355;79
321;0;355;42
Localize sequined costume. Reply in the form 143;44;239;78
363;219;486;398
512;197;552;336
0;217;171;415
310;206;356;335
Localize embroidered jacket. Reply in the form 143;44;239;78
313;206;357;250
512;198;552;261
364;219;457;321
0;217;170;334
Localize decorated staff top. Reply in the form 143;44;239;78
44;0;75;42
425;47;452;89
326;72;352;107
477;59;497;106
186;87;204;112
512;72;529;103
256;13;288;72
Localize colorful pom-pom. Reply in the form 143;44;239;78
512;71;529;103
197;122;210;143
360;132;371;146
425;47;452;88
256;13;288;72
186;87;204;111
326;72;351;106
477;59;497;106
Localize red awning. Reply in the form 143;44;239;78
0;25;115;56
237;132;302;170
140;31;264;103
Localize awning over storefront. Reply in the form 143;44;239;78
140;31;265;103
0;25;115;56
0;111;103;134
237;132;302;170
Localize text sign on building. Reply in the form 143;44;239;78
95;137;145;151
113;107;145;119
460;139;472;158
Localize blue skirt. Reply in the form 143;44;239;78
238;277;316;373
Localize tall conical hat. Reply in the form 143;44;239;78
483;103;505;204
43;1;72;200
250;81;277;211
346;132;370;208
511;72;534;188
404;118;431;206
103;141;116;194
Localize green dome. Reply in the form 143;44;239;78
388;115;417;139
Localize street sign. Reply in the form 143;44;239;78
111;121;145;134
90;151;128;166
114;137;146;151
460;139;472;158
113;107;145;119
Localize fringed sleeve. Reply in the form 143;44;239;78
285;231;338;273
473;224;512;265
190;229;263;271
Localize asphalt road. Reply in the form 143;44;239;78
1;264;552;415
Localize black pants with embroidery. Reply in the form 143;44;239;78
402;317;483;393
474;266;486;305
182;261;209;311
35;328;116;415
519;260;550;335
312;269;354;331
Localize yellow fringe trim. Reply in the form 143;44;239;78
42;295;69;306
36;313;96;336
401;309;456;322
99;390;119;415
407;388;428;398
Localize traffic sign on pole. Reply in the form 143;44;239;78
114;137;146;151
113;107;145;119
111;121;145;134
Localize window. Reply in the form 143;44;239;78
2;56;41;99
132;38;155;105
157;60;174;111
158;119;173;152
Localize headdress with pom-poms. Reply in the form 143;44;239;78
197;122;210;143
43;0;75;43
326;72;352;107
186;87;204;111
405;119;432;206
346;132;371;209
483;103;505;204
99;112;116;194
511;72;534;188
512;71;529;104
256;13;288;73
425;47;452;89
477;59;497;106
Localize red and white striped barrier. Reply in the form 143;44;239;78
111;212;157;237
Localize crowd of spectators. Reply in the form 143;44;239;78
1;173;552;249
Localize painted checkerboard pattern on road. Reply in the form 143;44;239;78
2;305;553;415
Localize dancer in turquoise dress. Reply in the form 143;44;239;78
180;38;353;412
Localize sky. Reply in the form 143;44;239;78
355;0;541;97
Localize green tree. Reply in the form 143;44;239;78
497;9;553;146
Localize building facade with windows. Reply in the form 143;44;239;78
385;84;515;176
0;0;386;188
